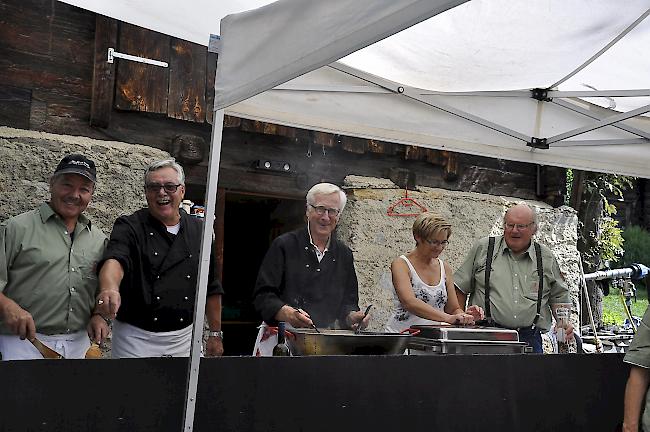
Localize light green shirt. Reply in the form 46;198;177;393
624;307;650;432
0;203;107;335
455;235;570;331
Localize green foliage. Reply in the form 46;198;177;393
565;168;573;206
580;174;633;263
622;225;650;268
602;290;648;325
597;217;624;263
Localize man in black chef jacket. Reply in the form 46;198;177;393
95;159;224;358
252;182;369;356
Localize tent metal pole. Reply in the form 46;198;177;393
551;99;650;140
181;104;225;432
549;89;650;98
550;138;649;147
329;62;531;143
550;8;650;88
546;104;650;144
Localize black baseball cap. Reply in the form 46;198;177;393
54;154;97;183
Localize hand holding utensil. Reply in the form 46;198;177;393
355;304;373;334
293;307;320;333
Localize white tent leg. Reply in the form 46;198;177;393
181;108;225;432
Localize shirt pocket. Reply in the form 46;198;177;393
523;269;542;301
77;249;102;281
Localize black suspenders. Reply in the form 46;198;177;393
483;237;544;329
483;236;496;325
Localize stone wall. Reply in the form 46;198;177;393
0;127;170;231
338;175;581;338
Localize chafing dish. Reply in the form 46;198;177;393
407;324;527;355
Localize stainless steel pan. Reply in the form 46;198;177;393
286;328;410;356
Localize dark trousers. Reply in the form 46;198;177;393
517;327;542;353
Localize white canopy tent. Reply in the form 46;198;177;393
56;1;650;430
61;0;650;176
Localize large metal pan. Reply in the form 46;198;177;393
286;328;410;356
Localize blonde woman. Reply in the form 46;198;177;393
386;213;483;332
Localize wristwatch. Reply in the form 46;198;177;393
206;330;223;339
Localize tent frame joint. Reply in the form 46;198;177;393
528;137;549;149
531;88;552;102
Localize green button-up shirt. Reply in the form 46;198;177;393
624;307;650;432
455;235;570;331
0;203;107;335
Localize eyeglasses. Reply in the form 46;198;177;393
504;222;535;230
425;239;449;247
145;183;182;193
309;204;340;217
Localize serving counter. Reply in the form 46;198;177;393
0;354;628;431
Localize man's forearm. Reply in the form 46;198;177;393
98;259;124;293
206;294;222;331
623;366;650;431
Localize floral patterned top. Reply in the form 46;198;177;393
385;255;447;333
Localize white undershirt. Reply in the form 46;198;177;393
307;223;330;262
166;222;180;235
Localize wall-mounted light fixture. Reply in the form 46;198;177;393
253;159;293;174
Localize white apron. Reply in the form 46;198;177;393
0;330;90;360
111;320;194;358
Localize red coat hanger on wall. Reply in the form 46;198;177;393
387;189;427;217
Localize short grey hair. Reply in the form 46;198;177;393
504;202;538;226
144;159;185;185
306;183;347;213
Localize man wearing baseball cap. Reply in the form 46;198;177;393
0;154;108;360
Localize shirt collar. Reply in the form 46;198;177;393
40;202;91;230
499;234;534;258
307;222;330;252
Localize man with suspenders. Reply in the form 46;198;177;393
454;203;573;353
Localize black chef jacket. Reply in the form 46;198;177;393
253;226;360;328
98;208;223;332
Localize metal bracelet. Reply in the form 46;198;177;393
206;330;223;339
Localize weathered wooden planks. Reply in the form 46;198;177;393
90;15;118;127
114;23;169;113
168;39;206;122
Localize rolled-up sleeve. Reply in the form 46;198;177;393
455;241;480;295
625;308;650;368
96;216;134;275
548;257;570;305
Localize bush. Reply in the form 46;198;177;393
622;225;650;268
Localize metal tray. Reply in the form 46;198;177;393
410;324;519;342
407;337;527;355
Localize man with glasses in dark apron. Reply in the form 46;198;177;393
454;203;573;353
